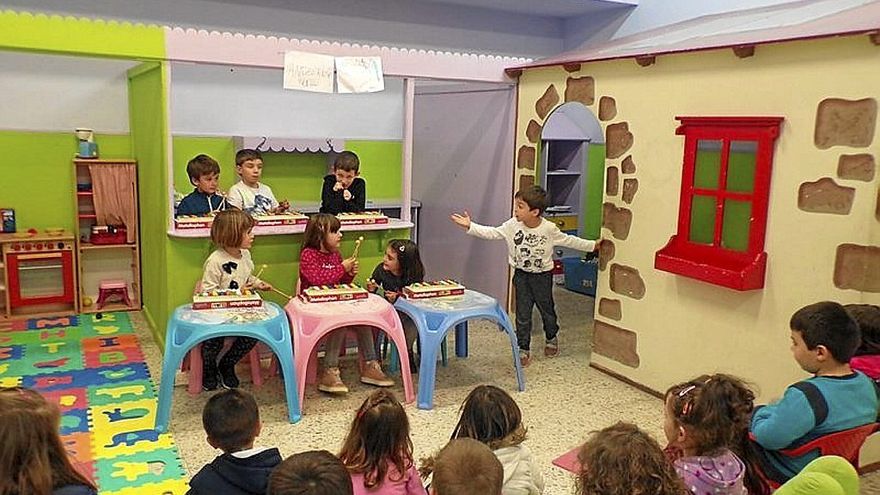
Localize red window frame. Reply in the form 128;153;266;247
655;116;783;290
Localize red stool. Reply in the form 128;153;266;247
96;279;132;309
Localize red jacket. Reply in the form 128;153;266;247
298;247;354;291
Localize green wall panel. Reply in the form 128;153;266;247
345;140;402;201
171;136;237;195
583;144;605;239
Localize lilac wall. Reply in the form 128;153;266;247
412;83;515;302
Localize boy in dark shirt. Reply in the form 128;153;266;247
188;389;282;495
176;154;228;217
320;151;366;214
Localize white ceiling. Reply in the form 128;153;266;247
409;0;638;17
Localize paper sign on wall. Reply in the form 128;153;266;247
336;56;385;94
283;51;335;93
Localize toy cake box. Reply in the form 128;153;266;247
175;216;213;230
192;288;263;310
403;280;466;299
301;284;369;303
337;211;389;225
254;212;308;226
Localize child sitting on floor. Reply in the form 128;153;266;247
846;303;880;380
268;450;354;495
425;438;504;495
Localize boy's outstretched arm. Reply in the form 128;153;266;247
550;228;597;252
450;211;472;230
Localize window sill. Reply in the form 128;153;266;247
654;235;767;291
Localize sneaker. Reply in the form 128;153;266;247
202;372;219;392
318;367;349;394
218;365;240;389
519;350;531;367
361;360;394;387
544;337;559;358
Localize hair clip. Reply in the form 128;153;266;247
398;244;405;253
677;385;697;397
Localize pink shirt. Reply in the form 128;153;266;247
298;247;354;291
349;464;426;495
851;355;880;380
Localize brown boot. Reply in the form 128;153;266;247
360;360;394;387
318;367;348;394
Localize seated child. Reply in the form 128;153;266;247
664;374;765;495
0;387;98;495
577;422;687;495
426;438;503;495
227;149;289;215
299;213;393;393
268;450;354;495
448;385;543;495
846;304;880;380
451;185;598;366
200;209;272;389
176;154;229;217
188;389;282;495
321;151;366;214
338;390;426;494
366;239;423;371
750;301;879;483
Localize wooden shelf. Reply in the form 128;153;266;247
76;191;94;196
80;302;139;314
78;214;97;219
80;243;136;250
74;159;136;165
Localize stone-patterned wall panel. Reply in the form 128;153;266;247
621;155;636;174
797;177;855;215
814;98;877;149
837;154;875;182
606;166;620;196
526;120;542;144
518;174;535;191
564;76;595;106
877;187;880;222
593;320;639;368
606;122;634;159
598;96;617;121
602;203;632;240
598;239;615;271
834;244;880;292
598;298;622;320
609;263;646;299
622;178;639;204
517;145;536;171
535;85;560;121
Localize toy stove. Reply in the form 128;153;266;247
2;236;76;311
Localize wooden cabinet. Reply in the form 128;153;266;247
73;159;141;313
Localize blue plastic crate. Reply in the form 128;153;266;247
562;256;598;296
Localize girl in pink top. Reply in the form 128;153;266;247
298;213;393;394
339;390;427;495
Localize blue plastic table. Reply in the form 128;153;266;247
155;301;301;432
394;289;525;409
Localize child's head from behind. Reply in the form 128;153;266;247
790;301;861;371
268;450;353;495
187;154;221;194
0;387;96;495
664;374;754;457
452;384;526;450
235;149;264;187
577;422;687;495
202;389;260;453
384;239;424;284
332;151;360;189
846;303;880;356
513;186;547;222
431;438;503;495
211;209;255;250
303;213;342;252
339;390;413;490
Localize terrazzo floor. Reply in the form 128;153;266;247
133;287;880;494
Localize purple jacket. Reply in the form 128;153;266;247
674;449;747;495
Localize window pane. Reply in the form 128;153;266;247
727;141;757;193
694;139;722;190
689;194;716;245
722;199;752;252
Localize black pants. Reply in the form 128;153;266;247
201;336;258;375
513;269;558;352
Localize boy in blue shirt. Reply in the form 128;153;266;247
176;154;229;217
750;301;879;483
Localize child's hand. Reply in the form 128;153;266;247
333;181;345;192
366;278;378;292
343;189;353;201
276;200;290;213
385;290;399;303
450;211;471;230
255;281;273;291
342;257;359;275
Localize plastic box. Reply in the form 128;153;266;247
562;255;598;296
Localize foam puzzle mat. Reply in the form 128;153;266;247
0;313;189;495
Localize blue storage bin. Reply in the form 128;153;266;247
562;256;598;296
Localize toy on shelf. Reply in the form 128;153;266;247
337;211;389;225
301;284;369;303
1;208;15;233
90;225;127;245
403;280;466;299
174;212;309;230
192;288;263;310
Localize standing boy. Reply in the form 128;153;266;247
320;151;366;214
450;185;597;366
176;154;229;217
227;149;289;215
750;301;879;483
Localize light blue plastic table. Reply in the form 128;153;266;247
394;289;526;409
155;301;301;432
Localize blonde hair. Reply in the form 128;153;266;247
211;209;255;249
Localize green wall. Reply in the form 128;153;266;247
0;131;131;232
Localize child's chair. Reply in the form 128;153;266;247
96;279;132;309
779;423;879;467
775;456;858;495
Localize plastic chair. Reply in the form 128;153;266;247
155;301;300;432
779;423;879;466
394;289;526;409
284;293;415;408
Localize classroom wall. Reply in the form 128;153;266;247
515;34;880;402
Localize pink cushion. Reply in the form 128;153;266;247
99;279;127;290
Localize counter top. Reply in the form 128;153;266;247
167;218;414;239
0;231;75;243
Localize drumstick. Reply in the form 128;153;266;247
270;287;293;300
254;264;268;279
352;236;365;258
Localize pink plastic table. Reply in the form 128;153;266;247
284;293;415;406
